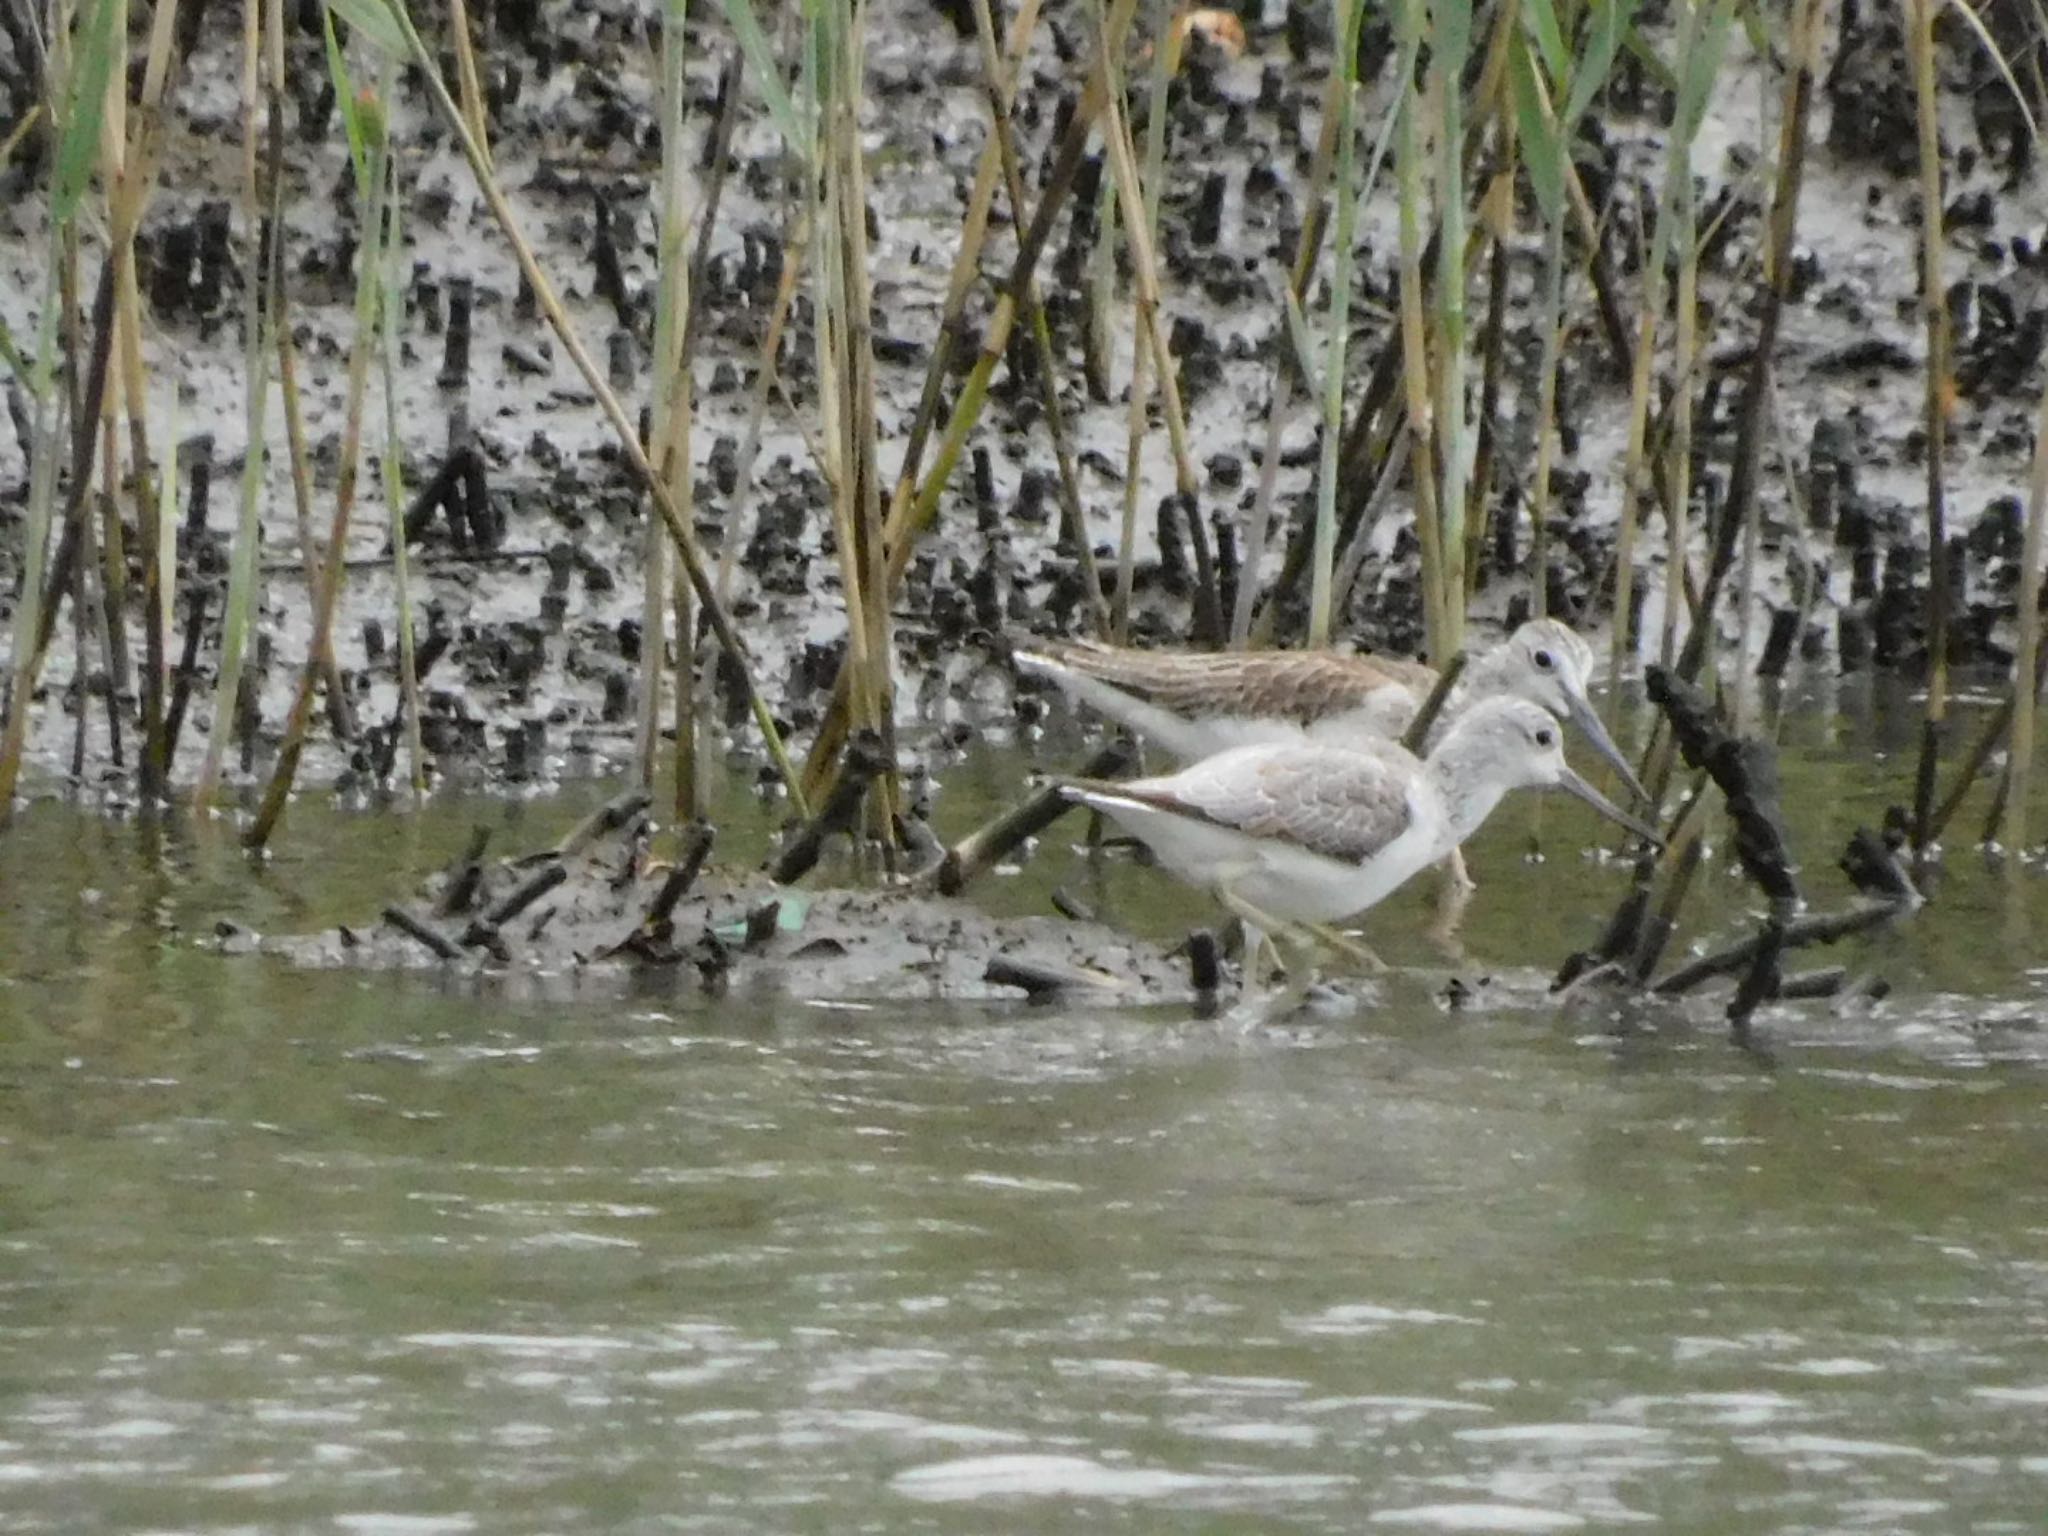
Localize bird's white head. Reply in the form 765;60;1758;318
1431;697;1661;848
1480;620;1651;806
1498;620;1593;714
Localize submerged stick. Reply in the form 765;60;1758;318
938;738;1136;895
1651;904;1901;996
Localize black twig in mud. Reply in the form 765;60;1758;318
1629;832;1706;985
1838;824;1923;907
27;260;117;671
1616;668;1921;1025
936;737;1136;896
1649;667;1797;902
382;904;464;962
1399;651;1466;756
772;730;893;886
597;821;716;964
161;581;210;766
399;446;491;551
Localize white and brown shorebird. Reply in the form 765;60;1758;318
1057;697;1660;997
1016;618;1650;806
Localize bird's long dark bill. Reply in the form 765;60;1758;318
1562;689;1654;806
1556;767;1664;846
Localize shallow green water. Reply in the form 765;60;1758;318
6;694;2048;1533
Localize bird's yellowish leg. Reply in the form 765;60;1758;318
1304;922;1389;974
1215;887;1299;993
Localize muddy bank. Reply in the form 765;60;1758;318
238;791;1230;1005
1;2;2045;811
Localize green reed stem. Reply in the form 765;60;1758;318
1309;0;1368;647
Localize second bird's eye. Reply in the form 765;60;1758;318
1533;649;1554;670
1535;729;1554;747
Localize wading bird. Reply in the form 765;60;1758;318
1058;697;1660;1005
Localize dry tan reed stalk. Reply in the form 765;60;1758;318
638;0;694;797
193;0;279;807
797;0;1139;804
1908;0;1952;850
1230;69;1344;645
1674;0;1822;684
386;1;809;813
247;70;389;847
871;0;1045;549
447;0;491;165
1428;0;1473;658
1306;0;1370;648
376;136;425;799
98;0;187;796
1394;5;1446;662
967;0;1107;635
1094;11;1209;577
1465;161;1512;598
2004;384;2048;850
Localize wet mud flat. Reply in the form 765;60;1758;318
242;790;1224;1006
236;665;1924;1023
3;4;2047;804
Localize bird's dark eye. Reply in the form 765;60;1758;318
1534;728;1555;747
1534;649;1554;670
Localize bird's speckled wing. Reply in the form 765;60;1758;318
1034;641;1435;724
1114;742;1421;864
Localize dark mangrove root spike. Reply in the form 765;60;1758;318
1186;928;1222;996
436;826;494;916
647;821;717;926
771;730;893;886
